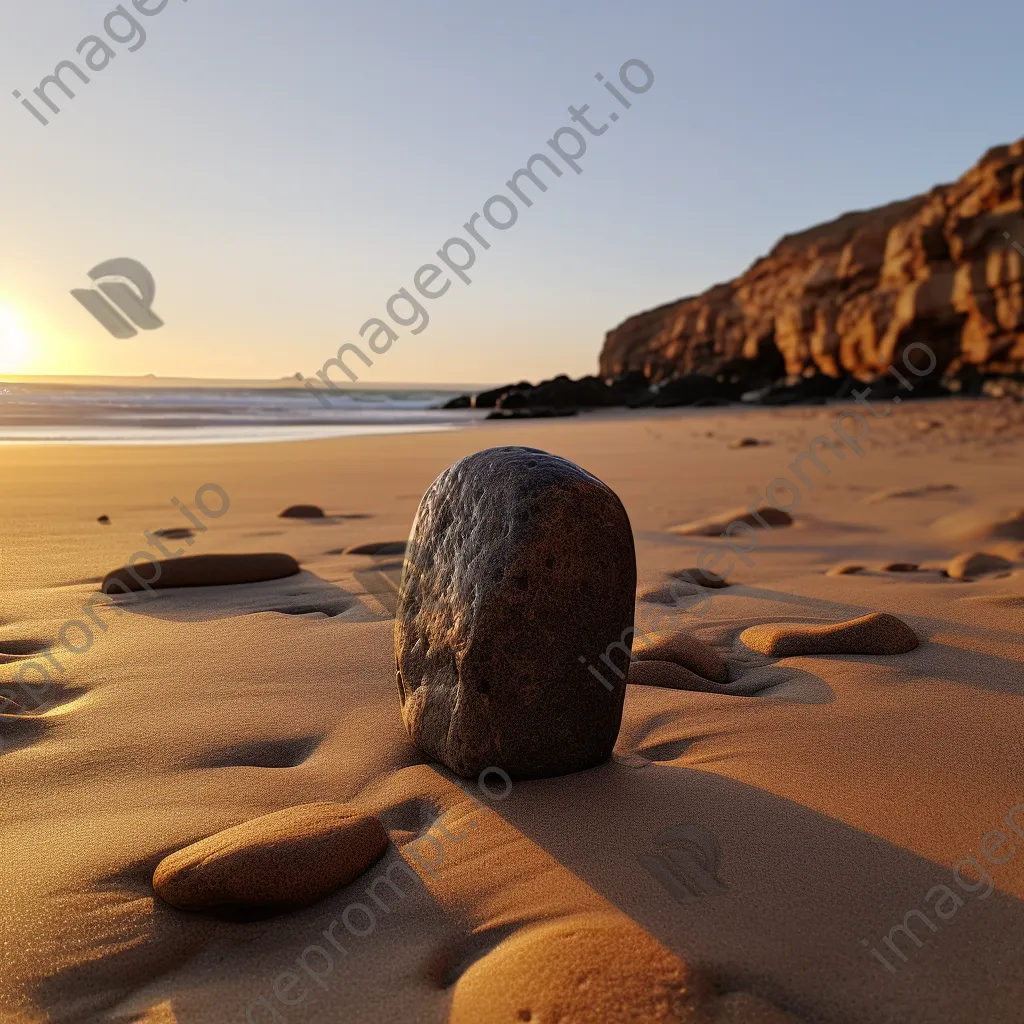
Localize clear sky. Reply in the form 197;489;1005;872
1;0;1022;384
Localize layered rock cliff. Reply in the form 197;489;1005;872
600;140;1024;383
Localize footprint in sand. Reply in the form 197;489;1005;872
102;553;300;593
933;505;1024;544
633;630;728;683
670;505;792;537
0;638;52;664
946;551;1014;580
667;567;732;589
740;612;918;657
863;483;957;503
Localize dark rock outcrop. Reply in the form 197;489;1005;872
601;140;1024;383
395;447;636;779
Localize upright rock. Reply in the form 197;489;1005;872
395;447;636;779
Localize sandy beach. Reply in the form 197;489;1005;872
1;398;1022;1024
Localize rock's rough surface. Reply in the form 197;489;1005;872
826;563;864;576
741;612;919;657
947;550;1014;580
152;803;388;912
395;446;636;779
601;139;1024;382
633;631;728;683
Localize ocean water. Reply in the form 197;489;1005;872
0;382;484;445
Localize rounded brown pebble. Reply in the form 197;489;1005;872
670;506;792;537
152;803;389;912
279;505;326;518
102;553;300;593
826;563;864;576
633;631;728;683
668;568;732;589
947;551;1014;580
740;612;919;657
629;659;734;694
448;913;715;1024
97;514;110;524
728;437;768;448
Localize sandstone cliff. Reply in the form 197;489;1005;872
600;140;1024;383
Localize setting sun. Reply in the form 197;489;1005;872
0;307;31;374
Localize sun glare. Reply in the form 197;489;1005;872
0;307;31;374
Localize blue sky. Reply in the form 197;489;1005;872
1;0;1022;383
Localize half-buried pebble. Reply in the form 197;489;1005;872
153;803;388;912
102;553;300;593
346;541;407;555
395;446;635;779
279;505;326;519
633;630;728;683
448;913;713;1024
878;562;918;572
670;505;792;537
629;659;733;693
947;551;1014;580
448;912;803;1024
741;612;918;657
668;567;732;589
826;563;864;576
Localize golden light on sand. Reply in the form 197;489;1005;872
0;306;31;374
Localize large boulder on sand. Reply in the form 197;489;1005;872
395;446;636;779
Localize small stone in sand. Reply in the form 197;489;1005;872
154;527;193;540
741;612;918;657
279;505;326;519
633;630;728;683
729;437;769;448
448;913;714;1024
879;562;919;572
629;658;731;693
668;567;732;589
97;515;110;524
826;563;864;576
345;541;407;555
670;505;792;536
396;446;635;779
102;553;300;593
153;803;388;912
947;551;1014;580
